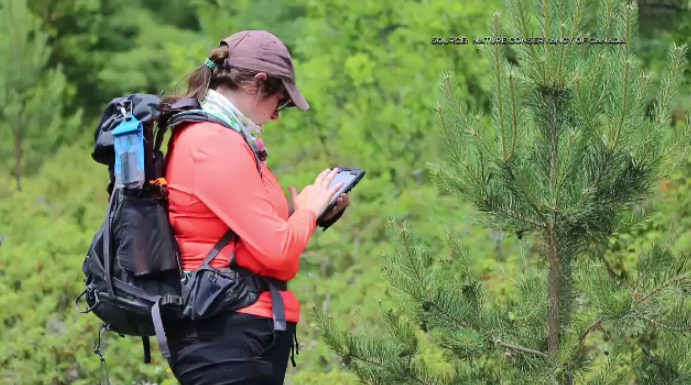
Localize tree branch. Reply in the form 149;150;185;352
505;166;546;220
496;340;548;358
599;254;619;280
428;301;470;329
399;226;471;330
577;275;691;354
345;352;436;385
642;316;691;334
484;195;545;229
635;275;691;304
578;319;603;348
576;276;691;354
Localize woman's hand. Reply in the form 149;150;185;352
289;168;344;219
320;193;350;221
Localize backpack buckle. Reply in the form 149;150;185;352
160;294;184;308
209;270;218;283
118;100;133;118
150;178;169;197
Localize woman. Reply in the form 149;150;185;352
163;30;350;385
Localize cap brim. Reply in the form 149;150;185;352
282;79;309;111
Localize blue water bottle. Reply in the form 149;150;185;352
112;112;145;190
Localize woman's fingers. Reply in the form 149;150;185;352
329;181;345;198
323;168;339;188
337;194;350;210
314;168;331;185
315;168;338;186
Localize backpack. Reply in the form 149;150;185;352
75;94;288;382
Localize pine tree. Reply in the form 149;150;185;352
0;0;81;191
315;0;691;383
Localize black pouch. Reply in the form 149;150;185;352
180;231;259;321
112;190;181;277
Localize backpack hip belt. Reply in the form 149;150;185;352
178;230;289;333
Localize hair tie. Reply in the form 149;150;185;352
204;58;217;70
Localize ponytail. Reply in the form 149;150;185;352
163;46;230;105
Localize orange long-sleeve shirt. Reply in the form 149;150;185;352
165;121;317;323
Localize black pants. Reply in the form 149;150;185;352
167;312;297;385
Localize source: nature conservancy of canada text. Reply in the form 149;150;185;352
431;37;625;45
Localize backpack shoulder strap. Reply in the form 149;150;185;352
200;230;238;268
159;109;263;176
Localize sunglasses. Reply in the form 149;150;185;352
277;96;292;112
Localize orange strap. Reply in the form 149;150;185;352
150;178;169;196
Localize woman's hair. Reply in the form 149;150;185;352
163;45;285;105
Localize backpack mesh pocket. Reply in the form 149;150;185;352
112;191;181;277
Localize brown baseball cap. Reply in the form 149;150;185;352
220;30;309;111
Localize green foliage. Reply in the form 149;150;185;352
0;0;82;192
0;145;175;385
318;0;691;383
27;0;202;116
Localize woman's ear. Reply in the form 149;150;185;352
253;73;268;89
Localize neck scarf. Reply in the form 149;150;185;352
200;89;268;160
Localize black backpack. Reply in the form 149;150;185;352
75;94;288;382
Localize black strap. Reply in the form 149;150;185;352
107;280;176;363
228;249;287;333
151;299;169;358
201;231;287;333
230;269;287;332
112;278;159;302
93;324;111;385
102;189;118;295
153;99;201;155
269;280;287;332
142;337;151;364
170;98;200;110
106;279;176;364
150;294;186;364
233;267;288;292
192;194;287;335
106;280;171;363
201;230;237;268
290;329;299;367
294;331;299;356
169;111;219;127
156;111;222;154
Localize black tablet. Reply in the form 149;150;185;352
325;167;366;211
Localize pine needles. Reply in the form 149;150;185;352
317;0;691;383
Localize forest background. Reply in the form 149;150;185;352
1;0;690;384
